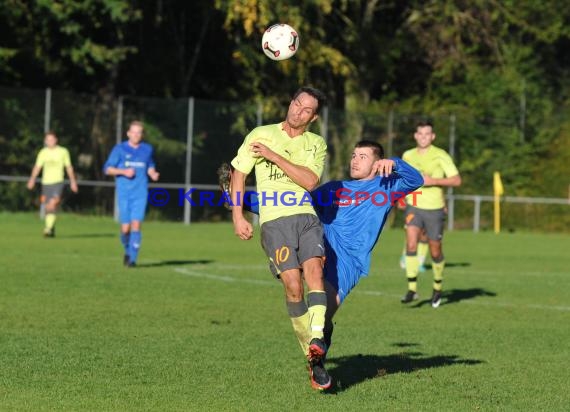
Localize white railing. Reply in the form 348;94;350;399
448;194;569;232
2;175;568;231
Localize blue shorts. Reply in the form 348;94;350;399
118;194;147;224
324;243;365;303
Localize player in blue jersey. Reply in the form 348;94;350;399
219;140;423;361
103;121;160;267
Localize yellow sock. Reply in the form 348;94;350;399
290;313;311;355
405;254;419;292
307;290;326;340
417;241;429;266
286;300;310;355
432;259;445;291
45;213;56;230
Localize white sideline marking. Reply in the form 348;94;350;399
173;267;277;286
173;267;570;312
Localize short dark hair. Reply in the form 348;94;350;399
354;140;384;159
292;86;327;114
416;120;434;130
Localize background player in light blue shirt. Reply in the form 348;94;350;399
220;140;423;355
103;121;160;267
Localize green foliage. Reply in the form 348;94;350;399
0;0;140;84
0;0;569;199
213;0;355;100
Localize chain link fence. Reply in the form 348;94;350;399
1;86;568;231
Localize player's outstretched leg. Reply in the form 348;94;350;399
304;284;331;390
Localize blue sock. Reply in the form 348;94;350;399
120;232;130;255
128;231;142;264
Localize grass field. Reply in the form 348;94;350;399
1;212;569;411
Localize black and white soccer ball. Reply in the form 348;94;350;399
261;24;299;61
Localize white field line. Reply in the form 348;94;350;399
173;267;276;286
377;268;568;277
173;266;570;312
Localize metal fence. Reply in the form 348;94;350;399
1;86;568;231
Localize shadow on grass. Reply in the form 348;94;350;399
411;288;497;308
391;342;420;348
423;261;471;269
137;259;214;268
326;351;483;393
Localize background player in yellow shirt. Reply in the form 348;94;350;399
230;86;331;390
27;132;78;237
401;121;461;308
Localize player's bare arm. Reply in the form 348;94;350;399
231;168;253;240
65;165;79;193
27;165;42;190
250;142;319;191
422;173;461;187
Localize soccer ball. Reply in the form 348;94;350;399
261;24;299;61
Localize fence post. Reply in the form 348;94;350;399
113;96;123;222
39;87;53;219
184;97;195;225
447;113;456;231
44;88;51;133
520;79;526;143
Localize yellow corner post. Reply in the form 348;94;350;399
493;172;504;234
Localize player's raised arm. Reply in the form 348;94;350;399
390;157;424;194
251;141;320;191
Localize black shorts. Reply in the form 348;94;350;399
405;205;446;241
260;214;324;278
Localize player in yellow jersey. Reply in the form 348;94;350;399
27;132;78;237
401;121;461;308
230;86;330;390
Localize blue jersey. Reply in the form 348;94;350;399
311;158;423;301
103;141;156;198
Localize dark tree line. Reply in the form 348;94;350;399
1;0;569;200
